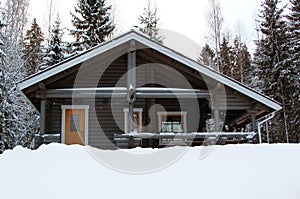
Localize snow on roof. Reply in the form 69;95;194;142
17;29;281;111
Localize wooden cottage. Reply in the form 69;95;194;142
18;30;282;149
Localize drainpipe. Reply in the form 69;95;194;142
256;112;276;144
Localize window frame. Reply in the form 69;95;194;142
123;108;143;134
157;111;187;133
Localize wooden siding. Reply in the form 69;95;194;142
46;97;205;149
30;44;272;149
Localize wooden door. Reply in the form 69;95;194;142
65;109;85;145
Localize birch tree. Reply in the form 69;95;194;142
206;0;223;71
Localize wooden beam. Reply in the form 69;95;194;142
129;40;136;52
251;112;256;132
136;92;209;98
248;108;259;132
43;88;210;99
214;105;252;110
40;100;46;135
39;82;46;90
44;91;126;99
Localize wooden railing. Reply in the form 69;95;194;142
114;132;256;148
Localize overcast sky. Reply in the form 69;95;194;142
28;0;289;58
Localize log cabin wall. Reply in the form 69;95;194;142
46;97;205;149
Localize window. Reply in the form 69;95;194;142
158;112;187;133
70;114;81;132
123;108;143;133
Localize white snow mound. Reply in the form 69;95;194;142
1;143;300;199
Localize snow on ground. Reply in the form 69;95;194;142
1;143;300;199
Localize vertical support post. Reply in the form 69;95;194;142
211;93;220;132
127;40;136;133
40;99;46;135
214;109;220;132
146;98;155;132
129;102;134;133
251;112;256;132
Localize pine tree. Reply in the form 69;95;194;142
69;0;115;54
138;0;164;43
23;18;44;76
198;43;216;68
40;17;66;70
254;0;291;142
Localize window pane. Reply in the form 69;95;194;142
70;114;81;132
161;121;170;132
173;122;182;132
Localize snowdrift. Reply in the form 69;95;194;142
1;143;300;199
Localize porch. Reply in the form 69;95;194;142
33;131;256;149
114;132;256;148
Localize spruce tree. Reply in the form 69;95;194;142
23;18;44;76
287;0;300;68
287;0;300;75
238;43;252;85
198;43;216;68
219;37;232;77
286;0;300;142
218;36;252;85
40;17;66;70
254;0;291;142
138;0;164;43
231;37;240;81
231;36;252;84
69;0;115;54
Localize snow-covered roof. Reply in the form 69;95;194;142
18;29;282;111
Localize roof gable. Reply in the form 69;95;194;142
18;29;282;111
